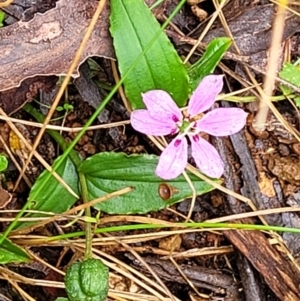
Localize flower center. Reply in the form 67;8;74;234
177;116;198;137
179;119;190;133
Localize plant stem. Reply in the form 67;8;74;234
44;221;300;242
222;94;296;103
252;0;288;131
23;103;93;258
79;172;93;259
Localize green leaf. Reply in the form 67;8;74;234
78;152;217;214
295;96;300;107
17;156;79;229
110;0;189;109
0;236;30;264
188;37;232;91
0;11;5;27
0;155;8;172
279;62;300;87
64;103;74;110
65;259;108;301
279;83;292;96
279;62;300;106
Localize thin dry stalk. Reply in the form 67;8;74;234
183;0;228;63
106;234;176;301
111;60;132;112
169;256;206;298
207;206;300;223
253;0;288;131
0;108;78;198
0;266;64;288
0;0;13;7
0;115;130;131
27;249;65;276
12;186;133;235
1;271;35;301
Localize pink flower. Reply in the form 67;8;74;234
131;75;248;180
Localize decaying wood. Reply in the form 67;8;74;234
224;226;300;301
127;254;240;301
236;254;266;301
214;102;300;300
0;0;114;92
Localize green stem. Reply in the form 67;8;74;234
44;221;300;242
222;94;297;103
79;173;93;259
23;103;93;258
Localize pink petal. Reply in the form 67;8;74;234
142;90;182;122
190;136;224;178
196;108;248;137
188;75;224;117
131;110;176;136
155;137;188;180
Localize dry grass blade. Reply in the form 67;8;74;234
111;60;132;112
0;115;130;132
0;266;64;288
1;271;35;301
0;108;79;198
105;233;176;301
11;186;133;235
0;0;13;7
253;0;288;131
183;0;227;63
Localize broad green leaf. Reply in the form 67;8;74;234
29;156;79;212
0;236;30;263
110;0;189;109
79;152;217;214
16;156;79;229
188;37;232;91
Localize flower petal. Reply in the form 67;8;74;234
142;90;182;122
155;137;188;180
196;108;248;136
131;110;176;136
190;136;224;178
188;75;224;116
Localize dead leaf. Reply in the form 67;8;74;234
159;235;182;251
258;171;276;198
0;0;114;92
0;186;12;208
0;76;57;114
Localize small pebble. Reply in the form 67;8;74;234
83;143;96;155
